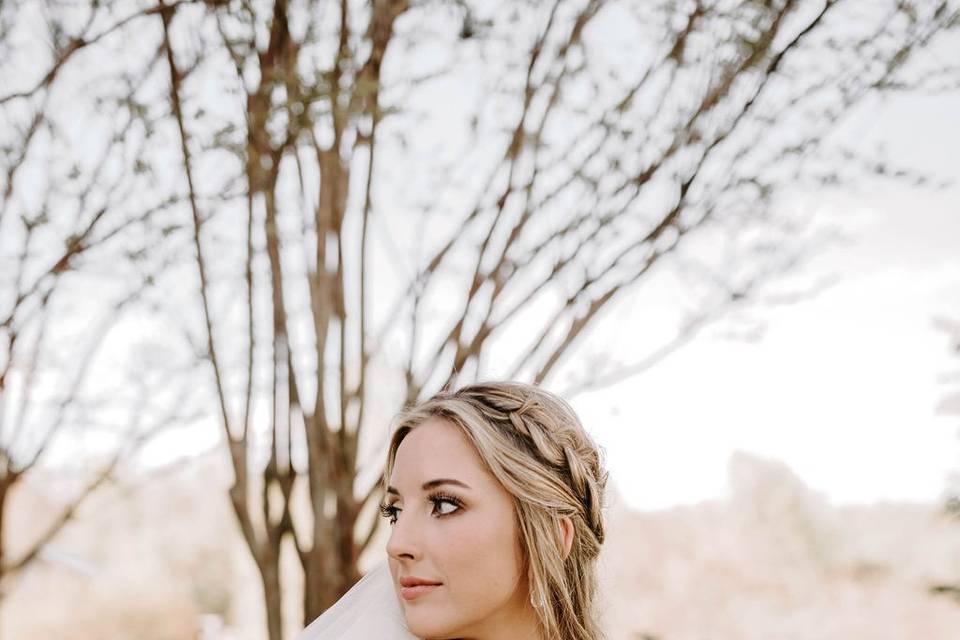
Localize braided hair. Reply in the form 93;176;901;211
385;381;608;640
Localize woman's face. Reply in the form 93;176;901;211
385;417;534;639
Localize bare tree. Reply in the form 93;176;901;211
0;1;196;629
6;0;960;638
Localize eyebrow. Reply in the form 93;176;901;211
386;478;472;496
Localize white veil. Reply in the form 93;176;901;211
295;562;419;640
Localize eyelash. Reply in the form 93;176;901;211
379;492;464;525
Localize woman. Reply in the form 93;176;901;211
299;381;607;640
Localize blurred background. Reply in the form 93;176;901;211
2;0;960;638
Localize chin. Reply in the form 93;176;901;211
404;612;460;640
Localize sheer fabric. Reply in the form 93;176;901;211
296;562;418;640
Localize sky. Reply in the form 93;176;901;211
572;91;960;510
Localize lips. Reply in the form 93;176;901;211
399;576;442;601
400;576;442;587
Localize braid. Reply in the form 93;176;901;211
461;382;608;596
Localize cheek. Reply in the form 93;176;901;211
397;514;526;637
439;515;523;590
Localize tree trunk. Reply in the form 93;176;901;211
258;550;284;640
302;498;360;624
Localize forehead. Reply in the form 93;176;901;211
390;418;487;484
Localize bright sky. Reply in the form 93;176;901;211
572;92;960;510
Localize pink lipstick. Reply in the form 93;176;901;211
399;576;442;601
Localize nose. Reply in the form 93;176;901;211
385;510;421;561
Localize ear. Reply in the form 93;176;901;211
558;516;574;561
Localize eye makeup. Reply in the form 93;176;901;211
378;491;465;525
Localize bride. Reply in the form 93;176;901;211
297;381;608;640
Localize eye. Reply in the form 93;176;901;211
379;502;400;525
429;492;463;518
379;494;463;525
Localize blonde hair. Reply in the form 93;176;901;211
384;381;607;640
